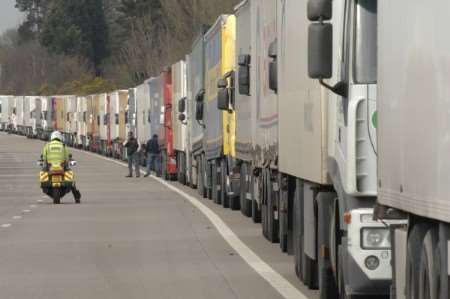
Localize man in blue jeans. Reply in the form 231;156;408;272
144;134;161;177
124;131;140;178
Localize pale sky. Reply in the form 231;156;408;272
0;0;23;33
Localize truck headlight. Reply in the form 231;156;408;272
361;228;390;249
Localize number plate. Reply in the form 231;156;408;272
52;175;62;183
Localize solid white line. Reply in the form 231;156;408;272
74;149;308;299
12;216;22;220
1;224;11;228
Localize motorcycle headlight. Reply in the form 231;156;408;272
361;228;390;249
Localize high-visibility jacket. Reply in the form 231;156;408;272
42;140;70;165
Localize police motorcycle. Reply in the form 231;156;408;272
38;155;80;204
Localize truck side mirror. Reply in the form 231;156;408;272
308;23;332;79
307;0;332;21
268;40;278;93
178;97;186;113
217;86;230;111
238;54;251;96
178;113;186;122
195;101;204;121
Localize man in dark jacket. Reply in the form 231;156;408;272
144;134;161;177
124;131;140;177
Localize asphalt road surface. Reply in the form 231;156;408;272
0;133;318;299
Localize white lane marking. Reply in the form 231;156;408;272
1;224;11;228
22;210;31;214
37;199;43;203
30;205;37;208
74;149;308;299
12;216;22;220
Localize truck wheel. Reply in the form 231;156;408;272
221;159;229;208
406;223;432;299
212;161;220;204
162;152;168;180
52;189;61;205
418;226;440;299
317;195;339;299
197;157;204;197
265;169;279;243
261;169;268;238
240;163;252;217
279;176;289;252
251;172;261;223
303;250;318;289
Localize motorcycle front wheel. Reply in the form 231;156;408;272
52;188;61;204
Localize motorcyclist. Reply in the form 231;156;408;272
41;131;81;200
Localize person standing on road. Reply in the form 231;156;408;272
144;134;161;177
124;131;140;178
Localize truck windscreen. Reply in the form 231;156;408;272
354;0;377;84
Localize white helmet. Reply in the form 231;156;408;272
50;131;63;141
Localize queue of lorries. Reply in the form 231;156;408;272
1;0;448;298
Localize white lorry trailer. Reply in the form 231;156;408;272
373;1;450;298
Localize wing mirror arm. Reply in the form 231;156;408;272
319;79;347;98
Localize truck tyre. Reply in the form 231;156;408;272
240;163;252;217
418;226;439;299
317;195;339;299
53;189;61;205
302;248;318;289
279;177;289;252
293;179;303;280
221;159;229;208
212;161;220;204
261;169;268;238
406;223;432;299
197;157;204;197
265;169;279;243
251;172;261;223
162;152;168;180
